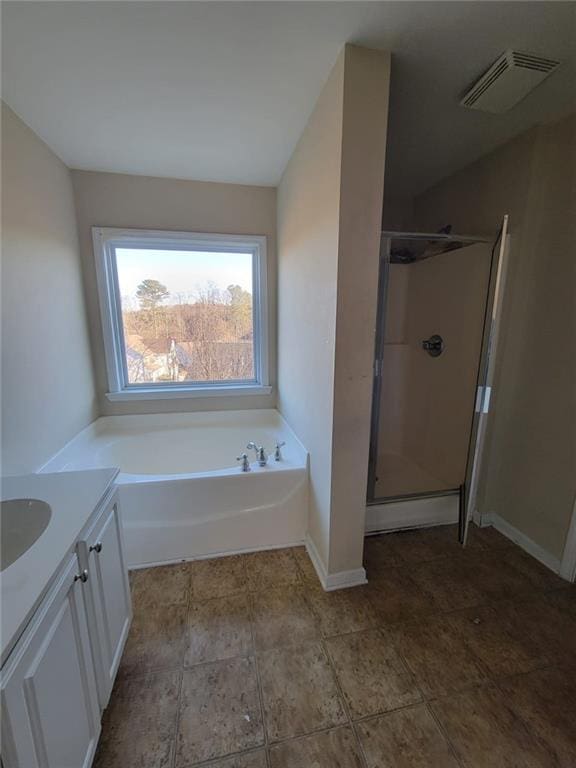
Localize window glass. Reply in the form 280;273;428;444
114;247;255;384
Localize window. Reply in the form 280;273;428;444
93;228;270;400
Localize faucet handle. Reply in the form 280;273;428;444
274;441;286;461
236;453;251;472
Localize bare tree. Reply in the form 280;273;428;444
121;279;253;383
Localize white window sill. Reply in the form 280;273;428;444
105;385;273;402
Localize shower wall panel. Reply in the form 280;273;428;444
375;243;490;499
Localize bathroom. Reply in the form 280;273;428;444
2;2;575;767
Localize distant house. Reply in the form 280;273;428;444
124;335;253;383
124;335;173;383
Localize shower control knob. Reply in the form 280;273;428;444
422;334;444;357
90;542;103;553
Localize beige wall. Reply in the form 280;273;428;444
1;105;97;474
277;44;390;576
71;170;277;415
277;50;344;568
415;113;576;560
330;46;391;572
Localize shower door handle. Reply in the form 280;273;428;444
422;334;444;357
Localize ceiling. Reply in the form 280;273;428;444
3;2;575;200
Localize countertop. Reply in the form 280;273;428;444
1;468;119;666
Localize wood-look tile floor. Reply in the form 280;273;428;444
94;525;576;768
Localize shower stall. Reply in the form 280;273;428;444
367;220;509;541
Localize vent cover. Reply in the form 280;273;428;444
460;50;560;113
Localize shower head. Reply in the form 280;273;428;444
390;240;467;264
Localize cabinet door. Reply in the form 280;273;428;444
1;555;100;768
81;497;132;708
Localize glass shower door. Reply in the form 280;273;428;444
368;234;493;503
463;216;510;543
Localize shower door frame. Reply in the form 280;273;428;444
366;235;391;502
462;216;510;543
366;230;495;507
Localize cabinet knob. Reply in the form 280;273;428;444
74;569;89;583
90;542;103;554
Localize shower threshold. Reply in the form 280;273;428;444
365;490;460;534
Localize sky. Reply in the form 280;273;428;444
115;248;253;306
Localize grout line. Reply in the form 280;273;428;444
186;746;268;767
320;637;369;768
267;720;361;749
169;572;194;768
320;638;352;723
348;697;435;727
426;701;466;768
490;660;559;690
247;583;271;767
170;668;185;768
386;634;431;709
181;651;256;671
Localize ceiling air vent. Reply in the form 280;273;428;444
460;50;560;113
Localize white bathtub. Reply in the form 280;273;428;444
41;410;309;567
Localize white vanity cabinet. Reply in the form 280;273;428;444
77;494;132;708
1;481;132;768
0;553;101;768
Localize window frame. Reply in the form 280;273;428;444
92;226;270;401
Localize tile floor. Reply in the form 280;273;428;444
94;524;576;767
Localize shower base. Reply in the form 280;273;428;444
365;493;459;534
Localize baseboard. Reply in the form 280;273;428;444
304;534;328;585
324;567;368;591
472;508;487;527
305;534;367;591
489;512;561;574
365;494;459;533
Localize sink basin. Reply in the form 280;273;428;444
1;499;52;571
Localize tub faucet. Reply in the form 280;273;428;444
236;453;251;472
247;442;267;467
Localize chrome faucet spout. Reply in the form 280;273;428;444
247;441;268;467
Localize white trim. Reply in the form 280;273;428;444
474;509;491;527
365;494;459;533
489;512;561;574
105;384;272;402
305;533;328;586
324;568;368;591
127;539;306;571
92;226;270;398
464;224;511;538
559;496;576;582
305;534;367;591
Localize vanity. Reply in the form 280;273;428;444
0;469;132;768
